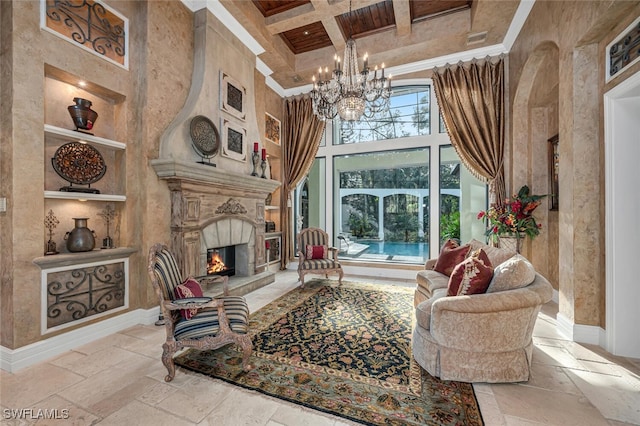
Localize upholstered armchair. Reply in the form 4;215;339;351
147;243;253;382
297;227;343;287
412;271;553;383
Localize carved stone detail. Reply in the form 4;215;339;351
185;197;200;221
216;198;247;215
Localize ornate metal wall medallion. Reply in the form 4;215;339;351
52;141;106;193
190;115;219;166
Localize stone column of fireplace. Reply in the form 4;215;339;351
152;159;280;278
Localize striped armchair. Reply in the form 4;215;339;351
147;243;253;382
297;228;343;288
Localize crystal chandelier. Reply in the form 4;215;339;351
310;3;391;122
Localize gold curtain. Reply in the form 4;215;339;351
279;96;325;269
432;58;506;205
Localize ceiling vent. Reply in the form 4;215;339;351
467;31;487;45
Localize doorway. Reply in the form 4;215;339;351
604;71;640;358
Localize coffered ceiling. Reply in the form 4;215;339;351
214;0;523;91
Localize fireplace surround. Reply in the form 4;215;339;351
151;160;280;281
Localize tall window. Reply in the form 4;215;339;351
296;83;486;264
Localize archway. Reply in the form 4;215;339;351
511;41;560;288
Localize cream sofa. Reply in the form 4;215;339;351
412;239;554;383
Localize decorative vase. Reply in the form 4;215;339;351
498;234;523;254
65;218;96;252
67;97;98;132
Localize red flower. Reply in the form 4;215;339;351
477;185;547;241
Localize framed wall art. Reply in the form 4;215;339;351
265;112;281;145
221;118;247;162
220;71;246;121
548;134;559;211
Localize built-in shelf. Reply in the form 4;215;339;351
44;124;126;201
33;247;137;269
265;232;281;265
44;190;126;202
44;124;126;150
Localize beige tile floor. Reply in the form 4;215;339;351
1;269;639;425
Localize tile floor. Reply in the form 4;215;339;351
1;270;639;425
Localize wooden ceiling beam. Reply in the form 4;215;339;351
265;0;381;35
393;0;411;36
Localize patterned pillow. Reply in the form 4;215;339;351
487;254;536;293
467;239;516;267
434;239;470;276
447;248;494;296
174;277;204;320
306;244;328;260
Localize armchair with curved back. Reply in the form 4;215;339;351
147;243;252;382
296;227;343;287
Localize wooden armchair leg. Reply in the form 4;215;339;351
238;335;253;372
162;342;177;382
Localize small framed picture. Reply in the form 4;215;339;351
265;112;281;145
221;118;247;162
220;71;246;121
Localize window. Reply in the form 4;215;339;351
334;149;429;262
335;86;431;145
295;83;487;264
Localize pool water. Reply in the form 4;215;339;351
359;240;429;258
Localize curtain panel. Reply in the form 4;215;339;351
432;57;506;205
279;96;325;269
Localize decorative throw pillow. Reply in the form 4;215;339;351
467;238;517;267
174;277;204;320
447;248;494;296
434;239;470;276
486;254;536;293
306;244;328;260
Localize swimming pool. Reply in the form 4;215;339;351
358;240;429;258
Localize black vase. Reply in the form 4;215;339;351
68;97;98;131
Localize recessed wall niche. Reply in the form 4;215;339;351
43;65;127;254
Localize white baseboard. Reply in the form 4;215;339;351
1;306;160;373
556;311;604;346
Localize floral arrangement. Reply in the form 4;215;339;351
477;185;546;241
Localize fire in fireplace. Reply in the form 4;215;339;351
206;246;235;276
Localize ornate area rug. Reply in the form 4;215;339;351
174;280;483;425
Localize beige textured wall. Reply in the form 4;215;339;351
0;0;276;349
508;0;640;328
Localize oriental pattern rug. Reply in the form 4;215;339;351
174;280;484;426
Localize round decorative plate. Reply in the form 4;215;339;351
190;115;220;159
52;142;107;185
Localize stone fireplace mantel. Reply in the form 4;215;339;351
151;159;280;195
151;158;281;280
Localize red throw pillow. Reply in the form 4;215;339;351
447;249;494;296
306;244;328;260
434;240;470;276
174;277;204;320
